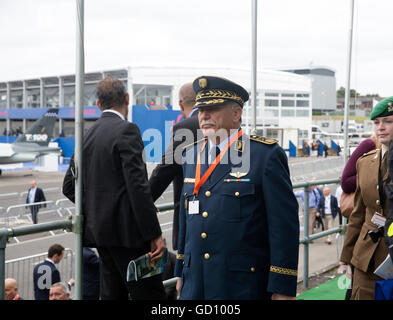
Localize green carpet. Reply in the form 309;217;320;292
296;275;348;300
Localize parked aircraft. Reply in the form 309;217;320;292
0;108;60;174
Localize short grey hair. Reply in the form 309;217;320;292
51;282;69;294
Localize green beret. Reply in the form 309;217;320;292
370;96;393;120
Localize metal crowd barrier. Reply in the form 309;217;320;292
5;248;74;300
293;177;344;288
0;177;343;299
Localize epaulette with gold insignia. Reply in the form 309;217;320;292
249;134;277;145
183;138;206;150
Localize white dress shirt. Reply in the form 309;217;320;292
28;187;37;204
324;195;332;215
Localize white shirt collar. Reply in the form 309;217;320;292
45;258;55;265
382;144;388;158
208;129;240;152
188;108;197;118
102;109;125;121
208;129;240;163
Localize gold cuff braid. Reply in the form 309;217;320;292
270;266;297;277
176;254;184;260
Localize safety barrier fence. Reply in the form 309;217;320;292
0;177;343;299
5;248;74;300
293;177;344;288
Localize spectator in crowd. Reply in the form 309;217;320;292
33;244;74;300
317;187;340;244
149;82;201;252
174;76;299;300
49;282;71;300
335;185;343;225
4;278;23;300
323;141;329;157
337;144;342;156
315;141;321;156
62;77;166;300
340;97;393;299
294;182;321;235
82;247;100;300
26;180;46;224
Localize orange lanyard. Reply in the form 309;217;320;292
193;129;244;195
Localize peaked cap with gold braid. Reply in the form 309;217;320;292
193;76;249;108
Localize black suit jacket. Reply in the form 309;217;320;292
26;187;46;209
148;111;201;249
82;247;100;300
317;195;340;219
33;260;60;300
62;112;162;248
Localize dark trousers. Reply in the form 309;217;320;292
30;207;39;224
97;246;166;300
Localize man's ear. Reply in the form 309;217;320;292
96;100;103;111
179;100;185;112
125;93;130;106
233;106;243;123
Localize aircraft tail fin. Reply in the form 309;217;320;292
14;108;58;146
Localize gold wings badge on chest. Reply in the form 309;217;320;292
229;172;248;178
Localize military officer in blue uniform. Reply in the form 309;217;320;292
174;76;299;300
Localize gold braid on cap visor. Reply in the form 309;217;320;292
195;89;244;107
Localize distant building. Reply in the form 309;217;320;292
282;66;336;114
0;66;314;150
336;96;383;117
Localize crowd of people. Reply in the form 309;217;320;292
3;75;393;301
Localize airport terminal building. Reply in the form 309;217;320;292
0;66;319;151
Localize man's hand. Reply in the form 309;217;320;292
150;236;166;264
271;293;296;300
176;278;182;298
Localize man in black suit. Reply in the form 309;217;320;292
317;187;340;244
62;77;166;300
33;244;66;300
149;82;201;251
82;247;100;300
26;180;46;224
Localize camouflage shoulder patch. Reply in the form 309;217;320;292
249;134;278;145
183;138;206;150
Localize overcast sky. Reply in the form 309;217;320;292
0;0;392;97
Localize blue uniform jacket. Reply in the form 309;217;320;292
174;134;299;299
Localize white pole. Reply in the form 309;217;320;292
251;0;258;134
343;0;355;164
127;66;133;123
74;0;84;300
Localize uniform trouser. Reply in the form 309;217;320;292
322;215;334;241
351;266;383;300
96;246;166;300
30;207;39;224
308;207;317;234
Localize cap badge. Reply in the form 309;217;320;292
199;78;207;89
388;101;393;112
